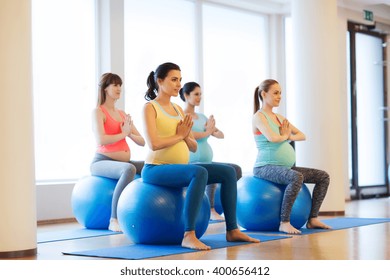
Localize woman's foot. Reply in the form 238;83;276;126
306;217;332;229
210;208;225;221
226;228;260;243
182;231;211;250
279;222;301;234
108;218;122;232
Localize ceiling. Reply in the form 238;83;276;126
208;0;390;19
338;0;390;19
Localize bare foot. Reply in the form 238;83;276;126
279;222;301;234
182;231;211;250
306;218;332;229
108;218;122;232
226;228;260;243
210;208;224;221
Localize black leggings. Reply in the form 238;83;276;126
205;162;242;208
253;165;330;222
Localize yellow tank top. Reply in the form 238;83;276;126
145;100;190;165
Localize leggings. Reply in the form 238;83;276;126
205;162;242;208
141;163;239;232
253;165;330;222
90;153;144;219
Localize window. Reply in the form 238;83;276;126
202;4;267;172
32;0;96;182
124;0;197;161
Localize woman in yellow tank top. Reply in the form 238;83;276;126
141;62;259;250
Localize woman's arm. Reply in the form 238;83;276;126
143;102;189;151
209;115;224;139
128;123;146;146
288;123;306;141
211;128;224;138
184;131;198;153
177;107;197;152
120;112;145;146
252;111;289;142
277;114;306;141
192;114;224;140
92;108;128;145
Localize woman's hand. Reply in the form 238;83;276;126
205;115;216;135
121;114;133;136
279;119;292;139
177;114;193;139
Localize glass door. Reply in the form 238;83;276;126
348;21;389;199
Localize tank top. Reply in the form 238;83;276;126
145;100;189;165
96;106;129;153
189;113;213;163
254;110;295;168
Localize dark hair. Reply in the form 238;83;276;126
179;81;200;102
97;73;122;106
253;79;279;114
145;62;181;101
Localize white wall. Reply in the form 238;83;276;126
36;183;75;221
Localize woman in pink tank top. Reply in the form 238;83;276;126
90;73;145;232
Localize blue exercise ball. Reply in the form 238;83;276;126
71;175;117;229
236;176;311;231
117;178;211;245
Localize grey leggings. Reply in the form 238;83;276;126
90;153;144;219
253;165;330;222
205;162;242;208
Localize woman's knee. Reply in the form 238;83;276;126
319;170;330;185
121;164;137;180
289;171;304;185
231;164;242;180
193;165;208;181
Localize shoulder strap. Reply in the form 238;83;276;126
259;110;271;121
171;102;184;118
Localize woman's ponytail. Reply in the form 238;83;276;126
145;71;157;100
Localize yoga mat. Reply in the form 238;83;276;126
300;217;390;234
209;219;224;224
38;228;121;244
38;219;223;243
244;217;390;235
62;233;290;260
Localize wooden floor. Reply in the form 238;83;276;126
8;197;390;260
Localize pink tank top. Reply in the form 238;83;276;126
96;106;129;153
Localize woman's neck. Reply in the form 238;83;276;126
155;93;171;106
102;99;116;110
184;103;196;115
261;105;274;115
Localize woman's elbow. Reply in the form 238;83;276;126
95;136;106;146
148;141;160;151
138;137;146;147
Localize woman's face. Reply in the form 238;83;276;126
158;70;182;97
105;83;122;100
186;86;202;106
263;83;282;107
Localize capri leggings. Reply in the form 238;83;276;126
205;162;242;208
141;163;239;232
253;165;330;222
90;153;144;219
